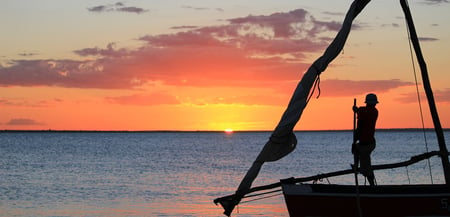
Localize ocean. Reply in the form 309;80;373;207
1;130;448;217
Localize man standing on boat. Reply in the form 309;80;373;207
352;93;378;186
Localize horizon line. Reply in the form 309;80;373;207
1;128;448;133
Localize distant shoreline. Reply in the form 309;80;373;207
1;128;448;133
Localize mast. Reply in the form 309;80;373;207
400;0;450;184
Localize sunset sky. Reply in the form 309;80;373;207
1;0;449;131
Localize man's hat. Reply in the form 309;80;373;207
365;93;378;104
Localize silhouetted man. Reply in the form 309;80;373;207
353;93;378;186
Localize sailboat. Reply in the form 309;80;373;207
214;0;450;216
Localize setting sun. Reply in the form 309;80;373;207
224;128;234;133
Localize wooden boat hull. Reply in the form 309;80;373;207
282;183;450;217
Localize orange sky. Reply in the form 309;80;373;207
1;1;449;131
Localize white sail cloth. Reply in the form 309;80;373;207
218;0;371;216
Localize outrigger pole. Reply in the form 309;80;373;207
399;0;450;184
214;151;444;203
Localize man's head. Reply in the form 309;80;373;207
365;93;378;105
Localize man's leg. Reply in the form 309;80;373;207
359;144;375;185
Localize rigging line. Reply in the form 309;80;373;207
306;75;321;104
242;189;282;199
403;0;433;184
406;166;411;184
240;192;283;204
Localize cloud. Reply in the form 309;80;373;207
87;2;148;14
322;11;345;16
73;42;128;57
418;37;439;42
0;59;140;89
18;52;39;57
435;89;450;103
106;92;180;105
5;118;44;126
398;88;450;103
87;5;108;13
0;97;61;107
318;79;415;97
422;0;450;5
207;94;287;106
181;5;224;12
381;23;400;28
227;9;345;38
170;25;199;30
0;8;368;90
181;5;209;11
117;6;147;14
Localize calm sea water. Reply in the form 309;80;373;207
1;130;449;217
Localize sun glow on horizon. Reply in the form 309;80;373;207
224;128;234;133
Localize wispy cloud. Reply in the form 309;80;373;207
318;79;415;97
202;94;290;106
435;89;450;103
170;25;199;30
322;11;345;16
381;23;400;28
73;42;128;57
105;79;416;106
398;88;450;103
421;0;450;5
18;52;39;57
106;92;180;105
5;118;45;126
0;97;61;107
418;37;439;42
87;2;148;14
181;5;224;12
181;5;209;11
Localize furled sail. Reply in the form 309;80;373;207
215;0;371;216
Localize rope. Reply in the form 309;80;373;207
241;193;283;204
306;75;321;104
242;189;282;199
240;189;283;204
406;166;411;184
312;176;331;184
403;0;434;184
